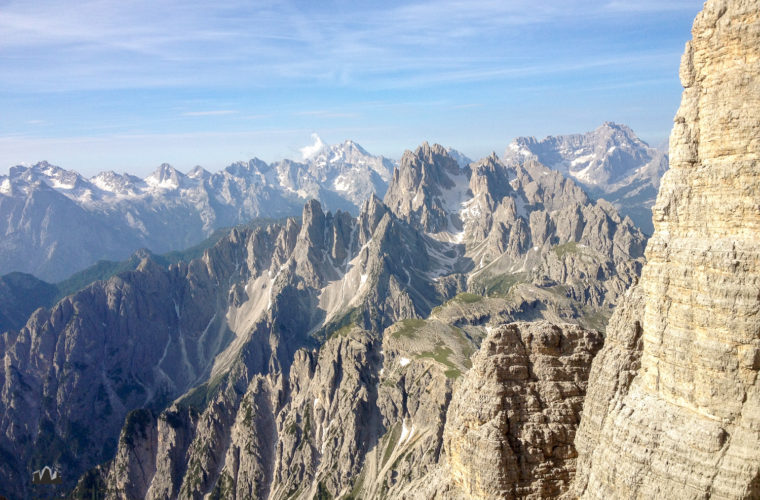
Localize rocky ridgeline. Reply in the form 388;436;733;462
0;124;662;283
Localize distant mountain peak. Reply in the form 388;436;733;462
188;165;210;179
503;122;668;234
146;163;185;189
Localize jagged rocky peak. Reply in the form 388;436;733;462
146;163;186;189
299;199;327;247
357;193;388;242
187;165;210;179
384;142;469;232
6;160;85;191
0;137;396;280
90;169;145;193
469;152;518;207
223;158;270;178
572;0;760;498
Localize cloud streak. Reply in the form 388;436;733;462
0;0;702;92
0;0;701;174
182;110;239;116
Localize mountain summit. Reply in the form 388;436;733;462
504;122;668;233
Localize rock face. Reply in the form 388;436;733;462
444;321;603;499
385;143;646;322
572;1;760;498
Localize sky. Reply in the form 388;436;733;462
0;0;704;177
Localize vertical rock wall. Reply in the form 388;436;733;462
573;0;760;498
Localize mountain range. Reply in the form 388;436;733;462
0;140;394;281
0;124;660;282
1;0;758;498
1;142;646;498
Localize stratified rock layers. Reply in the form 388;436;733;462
573;1;760;498
445;321;603;499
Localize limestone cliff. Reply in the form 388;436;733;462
444;321;603;499
572;0;760;497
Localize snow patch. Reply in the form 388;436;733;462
0;178;10;195
439;171;470;212
145;174;179;190
48;178;75;190
399;357;411;367
508;142;533;158
571;163;597;184
459;195;482;221
400;419;416;445
333;174;352;192
570;153;595;167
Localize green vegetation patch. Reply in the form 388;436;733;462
553;241;580;258
453;292;483;304
417;344;461;378
177;373;227;410
314;480;332;500
391;318;426;339
329;323;356;339
210;471;235;500
122;408;153;447
581;308;612;332
450;326;475;367
315;306;364;342
381;422;402;467
343;467;366;500
470;272;525;297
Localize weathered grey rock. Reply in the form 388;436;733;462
0;124;655;499
385;142;467;233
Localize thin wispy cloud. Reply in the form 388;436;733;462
295;110;359;119
0;0;703;174
182;110;239;117
0;0;701;92
603;1;700;13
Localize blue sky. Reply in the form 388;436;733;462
0;0;703;177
